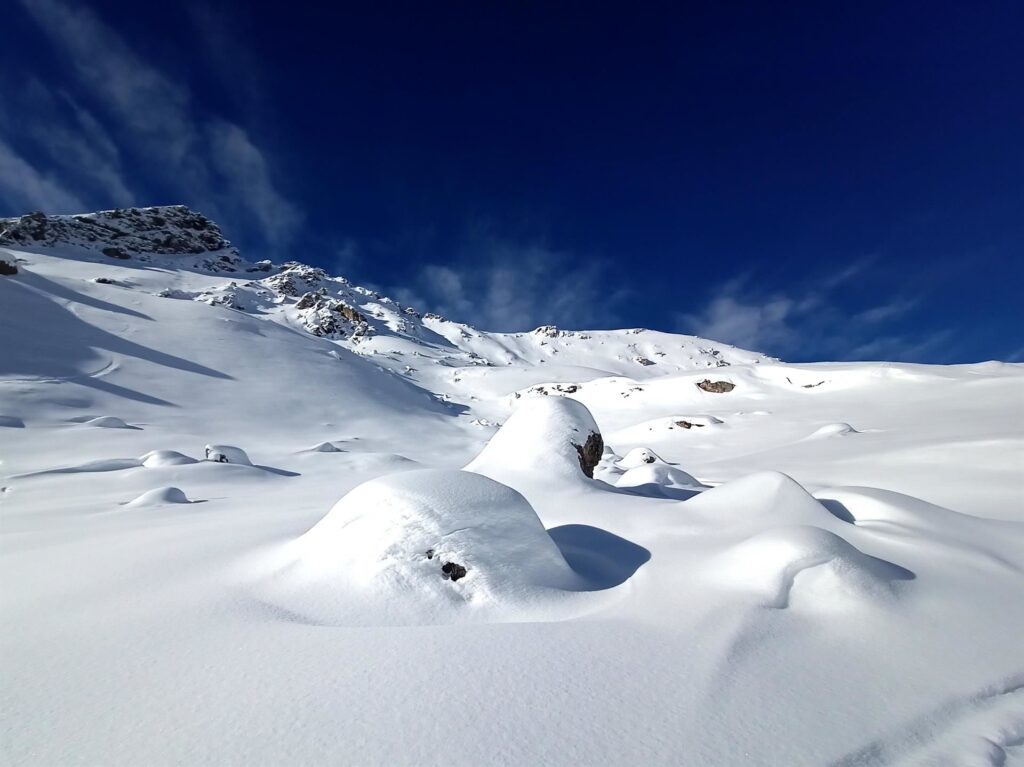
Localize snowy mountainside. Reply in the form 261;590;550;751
2;206;1024;766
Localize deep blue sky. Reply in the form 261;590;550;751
2;2;1022;361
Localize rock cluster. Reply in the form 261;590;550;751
0;207;239;263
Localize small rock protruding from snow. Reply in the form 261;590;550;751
126;486;192;506
465;396;604;484
696;379;736;393
0;258;18;275
204;444;252;465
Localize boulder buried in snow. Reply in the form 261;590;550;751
140;450;198;467
305;441;344;453
616;447;669;469
81;415;132;429
807;422;860;439
465;396;604;483
0;258;17;275
125;486;192;507
287;469;580;607
204;444;252;465
616;463;703;491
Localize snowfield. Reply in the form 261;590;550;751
2;208;1023;766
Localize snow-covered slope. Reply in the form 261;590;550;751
2;207;1023;766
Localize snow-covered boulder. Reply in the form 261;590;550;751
81;415;132;429
285;469;580;611
616;447;668;469
126;486;192;507
0;415;25;428
615;463;703;491
465;396;604;483
204;444;252;465
140;450;198;467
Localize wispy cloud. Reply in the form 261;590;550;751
7;0;299;251
677;264;943;362
0;138;85;214
391;234;628;332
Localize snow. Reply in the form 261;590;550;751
2;209;1024;766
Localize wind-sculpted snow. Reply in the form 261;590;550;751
2;206;1024;765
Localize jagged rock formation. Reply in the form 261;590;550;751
0;207;239;268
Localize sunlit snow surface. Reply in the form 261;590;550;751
2;235;1024;766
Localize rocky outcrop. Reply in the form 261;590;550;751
572;431;604;478
696;379;735;393
0;258;17;276
0;207;239;264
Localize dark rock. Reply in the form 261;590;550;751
0;259;17;276
441;561;467;581
696;379;735;393
93;276;115;284
102;246;130;259
572;431;604;478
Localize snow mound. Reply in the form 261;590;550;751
204;444;252;465
273;469;583;622
616;463;703;491
616;447;669;469
140;450;198;467
465;396;603;484
684;471;835;525
81;415;132;429
0;415;25;428
125;486;192;507
609;415;723;441
706;525;913;609
304;441;344;453
807;422;860;438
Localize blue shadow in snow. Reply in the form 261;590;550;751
548;524;651;590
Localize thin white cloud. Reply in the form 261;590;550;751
677;266;942;361
206;120;300;248
392;236;627;332
12;0;299;249
0;139;86;214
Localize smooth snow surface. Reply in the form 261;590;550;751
2;215;1024;766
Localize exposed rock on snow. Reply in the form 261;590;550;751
0;258;17;275
204;444;252;465
696;379;736;393
465;396;604;485
0;206;238;261
126;486;193;506
277;469;581;618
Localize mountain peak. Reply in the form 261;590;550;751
0;205;237;260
